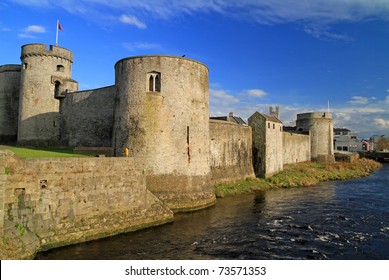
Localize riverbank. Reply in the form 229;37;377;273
214;158;382;197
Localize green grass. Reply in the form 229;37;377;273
214;158;382;198
3;147;87;158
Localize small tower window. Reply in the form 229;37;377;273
54;81;61;97
149;75;154;92
155;75;161;92
147;72;161;92
23;63;28;69
56;65;65;72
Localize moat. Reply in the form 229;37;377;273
37;164;389;260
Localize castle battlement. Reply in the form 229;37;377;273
21;44;73;63
297;112;333;120
0;64;21;73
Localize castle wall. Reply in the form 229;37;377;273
209;120;255;183
282;132;311;164
0;155;173;252
0;65;21;143
18;44;78;146
113;56;215;211
60;86;115;147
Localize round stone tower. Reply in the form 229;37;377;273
17;44;78;146
296;112;335;162
113;55;215;211
0;64;21;143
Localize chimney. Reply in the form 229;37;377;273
269;106;280;119
228;112;234;122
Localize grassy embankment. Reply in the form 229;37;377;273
0;146;96;158
214;158;382;198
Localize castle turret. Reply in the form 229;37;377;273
296;112;335;162
0;64;21;143
17;44;78;146
113;55;215;211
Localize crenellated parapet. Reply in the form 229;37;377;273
21;44;73;63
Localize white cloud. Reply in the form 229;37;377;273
19;24;46;38
348;96;369;105
245;89;268;98
25;25;45;33
209;85;389;138
119;14;146;29
210;89;240;103
374;118;389;129
9;1;389;39
210;88;241;116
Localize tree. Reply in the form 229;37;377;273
377;137;389;151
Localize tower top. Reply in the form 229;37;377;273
21;44;73;63
297;112;333;120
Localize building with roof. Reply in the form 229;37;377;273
333;128;363;152
248;111;283;178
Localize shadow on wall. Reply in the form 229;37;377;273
17;112;61;147
60;86;115;147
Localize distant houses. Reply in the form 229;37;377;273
333;127;388;152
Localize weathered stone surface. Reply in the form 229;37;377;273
17;44;78;146
0;156;174;258
249;112;283;178
0;65;20;143
113;56;215;211
283;132;311;164
209;119;255;183
296;112;335;162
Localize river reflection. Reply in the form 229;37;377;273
37;165;389;260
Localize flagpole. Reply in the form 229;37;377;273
56;20;59;46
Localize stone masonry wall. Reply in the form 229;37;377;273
0;65;21;143
61;86;115;147
0;156;173;253
209;120;255;183
283;132;311;164
264;120;283;178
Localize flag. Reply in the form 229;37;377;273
56;20;63;46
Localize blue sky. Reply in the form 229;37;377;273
1;0;389;138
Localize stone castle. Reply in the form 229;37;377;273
0;44;335;256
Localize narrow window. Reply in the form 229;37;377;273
54;81;61;97
155;74;161;92
149;75;154;91
268;122;270;129
23;63;28;69
273;123;275;129
56;65;64;72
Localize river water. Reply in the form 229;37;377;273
37;164;389;260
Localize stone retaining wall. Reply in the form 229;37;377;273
0;156;173;257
